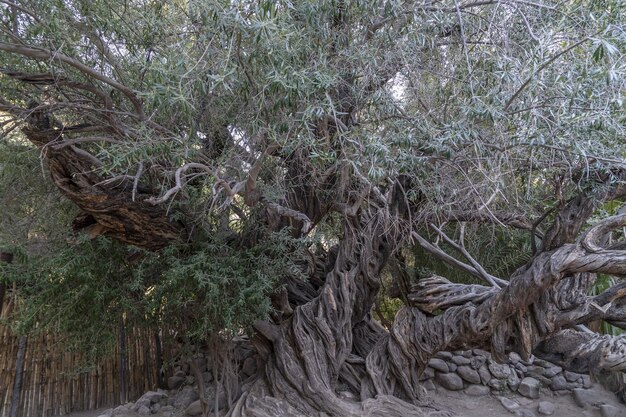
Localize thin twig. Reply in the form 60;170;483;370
411;231;507;287
132;162;144;202
429;223;503;288
0;42;145;118
504;35;596;111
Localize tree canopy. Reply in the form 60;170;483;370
1;1;626;416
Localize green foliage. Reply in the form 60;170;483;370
1;227;300;356
590;274;626;337
141;229;302;340
1;0;626;360
413;225;532;285
1;236;138;359
0;139;75;249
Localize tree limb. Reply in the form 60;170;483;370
0;42;145;118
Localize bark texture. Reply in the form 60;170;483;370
229;213;626;416
23;128;183;250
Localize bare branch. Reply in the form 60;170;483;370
146;163;233;205
132;162;144;202
411;231;508;287
504;35;595;111
267;203;312;234
0;42;145;118
429;223;503;288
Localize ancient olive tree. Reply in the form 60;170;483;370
1;1;626;416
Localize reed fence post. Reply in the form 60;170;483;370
118;315;128;404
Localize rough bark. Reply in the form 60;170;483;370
22;128;183;250
230;208;454;416
534;329;626;373
230;213;626;416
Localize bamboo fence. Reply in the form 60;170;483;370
0;312;174;417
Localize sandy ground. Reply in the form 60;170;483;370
430;383;624;417
61;383;625;417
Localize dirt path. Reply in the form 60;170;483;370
61;383;624;417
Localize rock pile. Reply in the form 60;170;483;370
421;349;593;399
98;344;622;417
96;337;256;417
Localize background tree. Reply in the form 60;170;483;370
1;1;626;416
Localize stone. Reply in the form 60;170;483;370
174;386;200;409
447;362;457;372
498;396;521;412
185;400;203;416
465;384;490;396
241;356;257;376
509;352;522;364
526;365;546;378
422;379;436;391
428;358;449;373
537;401;555;415
518;377;540;399
457;366;481;384
150;403;161;413
534;359;552;368
537;375;553;386
456;350;473;358
435;372;464;391
113;404;132;414
96;411;113;417
470;355;487;370
147;390;167;402
452;355;471;365
572;388;594;409
518;397;534;406
478;365;492;384
599;404;621;417
436;351;453;360
473;349;491;358
581;375;592;388
507;373;521;391
515;363;528;374
489;362;512;379
136;405;151;415
549;375;569;391
167;376;185;390
564;371;581;382
488;378;505;390
419;366;435;381
131;401;149;412
570;380;583;389
543;366;562;378
133;391;166;411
